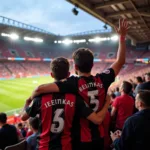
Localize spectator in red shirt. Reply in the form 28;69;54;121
111;81;134;130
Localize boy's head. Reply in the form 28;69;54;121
72;48;94;75
50;57;70;81
18;123;23;129
0;113;7;126
29;117;39;132
135;76;143;84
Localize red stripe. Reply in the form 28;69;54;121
94;77;105;138
39;94;52;150
78;78;91;142
78;78;89;105
94;77;105;111
61;94;76;150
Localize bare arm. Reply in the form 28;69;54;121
111;106;117;119
20;97;32;121
31;83;59;99
87;95;110;125
111;19;129;76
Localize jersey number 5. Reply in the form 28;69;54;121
88;90;99;111
51;109;64;133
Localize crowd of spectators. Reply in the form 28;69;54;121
0;61;149;80
0;71;149;150
0;18;149;150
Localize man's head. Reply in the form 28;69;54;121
18;123;23;129
29;117;39;132
50;57;70;81
0;113;7;126
145;73;150;82
72;48;94;75
120;81;132;94
135;76;143;84
110;93;116;100
116;87;119;92
135;90;150;110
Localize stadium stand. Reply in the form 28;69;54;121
0;1;150;148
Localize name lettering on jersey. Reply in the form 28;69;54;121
44;99;74;108
79;82;103;92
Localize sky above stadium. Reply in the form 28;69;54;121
0;0;109;35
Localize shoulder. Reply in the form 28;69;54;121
139;82;150;89
97;68;115;76
114;96;121;102
68;75;79;81
113;97;120;106
8;124;17;130
126;112;142;124
32;95;43;104
26;135;33;143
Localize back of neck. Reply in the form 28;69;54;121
79;72;91;77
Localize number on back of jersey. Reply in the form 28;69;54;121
88;90;99;112
51;109;64;133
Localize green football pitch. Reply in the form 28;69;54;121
0;77;54;113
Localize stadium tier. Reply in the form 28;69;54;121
0;38;150;79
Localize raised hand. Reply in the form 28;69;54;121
115;19;129;37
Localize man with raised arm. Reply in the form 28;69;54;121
29;19;129;150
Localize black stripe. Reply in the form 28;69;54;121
36;96;42;150
49;93;65;150
71;96;81;150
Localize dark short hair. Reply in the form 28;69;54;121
145;72;150;77
136;76;143;83
72;48;94;73
18;123;23;127
116;87;119;92
50;57;69;80
110;93;116;99
122;81;132;94
137;90;150;107
29;117;39;130
0;113;7;124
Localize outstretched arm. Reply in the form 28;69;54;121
31;83;59;99
111;19;129;76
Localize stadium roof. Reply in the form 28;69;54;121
0;16;58;41
66;0;150;43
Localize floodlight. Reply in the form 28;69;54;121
34;38;43;43
54;41;57;43
63;39;72;45
107;37;110;40
10;33;19;40
111;35;119;41
94;37;101;43
24;37;30;41
1;33;8;37
88;39;94;42
24;36;43;42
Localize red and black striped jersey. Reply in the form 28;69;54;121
26;93;93;150
56;68;115;143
